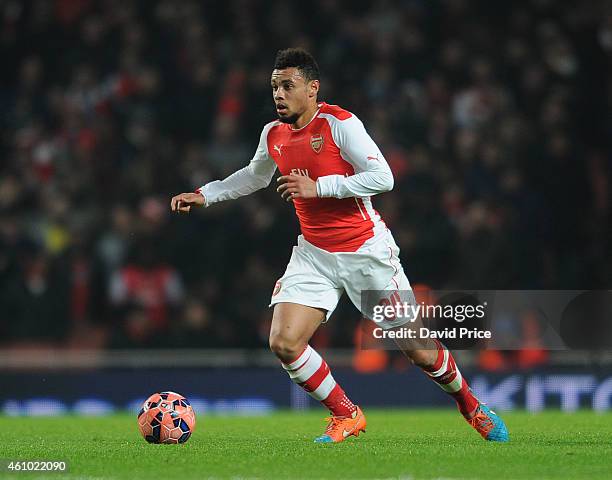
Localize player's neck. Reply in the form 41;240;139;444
291;103;320;130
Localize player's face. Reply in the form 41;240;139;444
271;68;317;124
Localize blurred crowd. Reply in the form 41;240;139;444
0;0;610;351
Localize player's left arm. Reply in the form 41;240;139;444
316;115;393;199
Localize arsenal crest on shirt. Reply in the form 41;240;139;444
310;134;324;153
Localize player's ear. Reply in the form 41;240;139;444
309;80;320;98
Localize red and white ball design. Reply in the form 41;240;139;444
137;391;196;444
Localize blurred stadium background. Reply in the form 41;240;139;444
0;0;611;416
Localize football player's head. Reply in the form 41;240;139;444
271;48;320;124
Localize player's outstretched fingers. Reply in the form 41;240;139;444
170;195;179;211
178;203;191;213
171;194;186;212
170;192;205;213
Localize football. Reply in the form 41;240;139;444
137;391;196;444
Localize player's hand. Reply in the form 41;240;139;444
170;192;205;213
276;175;318;202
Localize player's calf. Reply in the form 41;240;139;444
277;343;366;443
280;344;358;418
403;340;479;417
401;340;509;442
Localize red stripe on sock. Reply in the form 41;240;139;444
420;345;479;417
290;351;313;373
435;356;458;385
299;360;329;393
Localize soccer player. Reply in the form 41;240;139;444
170;48;508;443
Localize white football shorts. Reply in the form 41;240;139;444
269;230;415;329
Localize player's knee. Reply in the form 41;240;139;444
269;333;304;363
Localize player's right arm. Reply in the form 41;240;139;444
170;123;277;213
316;114;393;199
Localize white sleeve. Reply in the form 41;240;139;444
197;123;277;206
316;114;394;199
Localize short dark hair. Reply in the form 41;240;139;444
273;48;320;81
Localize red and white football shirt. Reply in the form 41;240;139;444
199;102;393;253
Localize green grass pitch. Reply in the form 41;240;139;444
0;409;610;479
